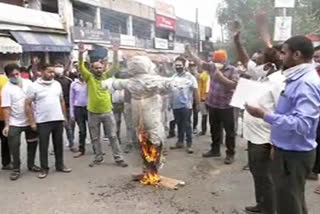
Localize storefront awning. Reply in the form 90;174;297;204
11;31;72;52
0;36;22;54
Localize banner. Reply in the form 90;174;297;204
275;0;295;8
156;15;176;31
273;16;292;41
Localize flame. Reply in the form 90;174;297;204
138;130;161;185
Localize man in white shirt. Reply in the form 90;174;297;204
1;64;41;181
234;31;283;214
25;64;72;179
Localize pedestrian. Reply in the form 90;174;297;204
78;43;128;168
186;47;239;164
70;73;89;158
246;36;320;214
234;31;283;214
1;63;41;181
25;63;72;179
54;62;76;152
169;56;199;154
0;67;12;171
197;66;210;136
188;61;200;135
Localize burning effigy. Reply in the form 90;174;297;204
102;56;187;188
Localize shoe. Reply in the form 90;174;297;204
202;150;221;158
38;170;48;179
198;131;206;136
167;133;175;139
116;160;128;168
245;205;262;213
89;159;104;167
187;147;194;154
2;163;13;170
307;172;319;181
57;166;72;173
124;144;133;154
224;156;235;165
73;152;84;158
170;143;184;150
69;147;78;153
10;171;20;181
243;164;250;170
28;165;41;172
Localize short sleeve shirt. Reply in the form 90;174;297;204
170;71;198;110
203;63;239;109
27;80;65;123
1;79;32;127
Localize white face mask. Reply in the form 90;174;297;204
54;67;64;75
39;78;54;85
254;64;270;78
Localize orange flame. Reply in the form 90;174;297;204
138;131;161;185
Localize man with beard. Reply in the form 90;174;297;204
246;36;320;214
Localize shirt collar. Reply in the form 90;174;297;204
284;63;314;82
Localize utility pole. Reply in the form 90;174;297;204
195;8;200;54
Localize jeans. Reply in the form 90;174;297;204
8;126;38;171
193;103;198;131
272;147;315;214
173;108;192;147
201;115;208;134
248;142;275;214
37;121;64;171
113;103;124;144
88;111;124;162
74;106;88;154
208;107;236;156
0;121;10;167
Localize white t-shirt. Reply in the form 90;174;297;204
243;71;285;144
1;79;32;127
27;79;65;123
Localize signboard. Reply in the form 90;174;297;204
154;38;168;49
120;34;136;47
155;1;176;19
156;15;176;31
174;42;185;53
72;26;111;43
275;0;295;8
274;16;292;41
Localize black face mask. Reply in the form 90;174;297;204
175;67;184;72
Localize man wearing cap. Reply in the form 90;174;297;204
186;47;239;164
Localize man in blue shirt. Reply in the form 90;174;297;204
170;57;199;154
246;36;320;214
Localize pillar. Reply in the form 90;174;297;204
127;15;133;36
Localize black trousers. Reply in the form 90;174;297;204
312;123;320;173
208;107;236;156
0;120;10;167
201;115;208;134
38;121;64;171
8;126;38;171
74;106;88;154
193;103;198;130
272;147;315;214
173;108;192;147
248;142;275;214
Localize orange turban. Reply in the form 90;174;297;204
212;50;228;63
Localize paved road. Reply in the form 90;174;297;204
0;132;319;214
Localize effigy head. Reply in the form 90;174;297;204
128;56;156;76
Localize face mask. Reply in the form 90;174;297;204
39;78;54;85
254;64;270;78
175;67;184;73
55;67;64;75
9;77;20;84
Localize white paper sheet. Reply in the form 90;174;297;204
230;78;268;109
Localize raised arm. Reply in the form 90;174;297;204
78;43;91;82
233;31;250;68
105;44;120;78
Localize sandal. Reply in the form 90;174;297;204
314;185;320;194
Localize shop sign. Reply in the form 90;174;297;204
154;38;168;49
156;15;176;31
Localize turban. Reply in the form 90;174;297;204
212;50;228;63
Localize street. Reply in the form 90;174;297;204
0;132;319;214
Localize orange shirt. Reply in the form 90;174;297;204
0;74;8;121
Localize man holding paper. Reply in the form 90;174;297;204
246;36;320;214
